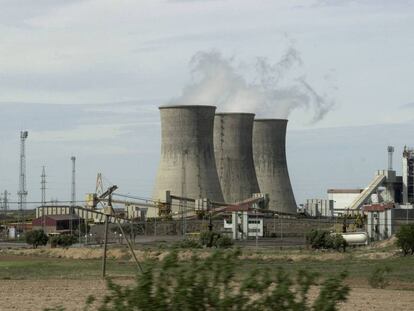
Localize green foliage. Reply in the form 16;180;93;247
50;235;77;248
173;239;202;249
368;266;392;289
199;231;234;248
327;234;348;252
306;230;347;252
25;230;48;248
396;224;414;255
79;250;349;311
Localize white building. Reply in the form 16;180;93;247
327;189;363;216
305;199;334;217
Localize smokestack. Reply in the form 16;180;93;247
213;113;260;203
153;105;224;203
253;119;297;214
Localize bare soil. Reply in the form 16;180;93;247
0;279;413;311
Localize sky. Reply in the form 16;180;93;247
0;0;414;208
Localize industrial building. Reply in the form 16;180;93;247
402;146;414;204
32;215;82;234
327;189;363;216
365;203;414;241
305;199;334;217
152;106;298;216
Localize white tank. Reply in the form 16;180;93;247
340;232;368;245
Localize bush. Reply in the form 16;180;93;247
215;235;234;249
368;266;392;289
74;250;349;311
199;231;233;248
396;224;414;255
328;234;348;252
307;229;347;252
173;239;202;249
50;235;77;248
25;230;48;248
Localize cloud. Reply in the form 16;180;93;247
170;47;336;122
400;102;414;109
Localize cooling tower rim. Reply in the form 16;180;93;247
159;104;216;110
254;118;288;122
215;112;255;116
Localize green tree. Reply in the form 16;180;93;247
25;230;48;248
396;224;414;256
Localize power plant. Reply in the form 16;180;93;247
213;113;260;203
252;119;297;214
4;104;414;247
152;105;224;206
152;106;297;215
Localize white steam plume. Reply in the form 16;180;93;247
170;47;335;122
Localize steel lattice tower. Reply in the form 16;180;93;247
71;156;76;207
41;166;46;206
18;131;28;214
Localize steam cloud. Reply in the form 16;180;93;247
171;47;335;122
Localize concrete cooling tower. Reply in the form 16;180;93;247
213;113;260;203
153;105;224;203
253;119;297;214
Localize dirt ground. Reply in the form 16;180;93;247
0;278;413;311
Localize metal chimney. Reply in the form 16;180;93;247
387;146;394;171
153;105;224;203
253;119;297;214
213;113;260;203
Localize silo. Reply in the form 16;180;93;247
213;113;260;203
153;105;224;203
253;119;297;214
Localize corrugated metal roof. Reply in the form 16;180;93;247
45;215;81;221
327;189;363;194
363;203;394;212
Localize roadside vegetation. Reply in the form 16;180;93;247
44;250;349;311
25;230;48;248
306;229;347;252
396;224;414;256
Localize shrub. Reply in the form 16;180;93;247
25;230;48;248
50;235;77;248
307;229;347;252
199;231;233;248
327;234;348;252
73;250;349;311
215;235;234;249
395;224;414;255
368;266;392;289
173;239;202;249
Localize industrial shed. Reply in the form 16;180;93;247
32;215;82;234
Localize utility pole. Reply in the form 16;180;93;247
71;156;76;206
41;167;46;231
70;157;76;237
100;185;143;278
4;191;9;215
18;131;28;234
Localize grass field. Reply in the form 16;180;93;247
1;243;414;310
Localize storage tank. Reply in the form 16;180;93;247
153;105;224;203
213;113;260;203
253;119;297;214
